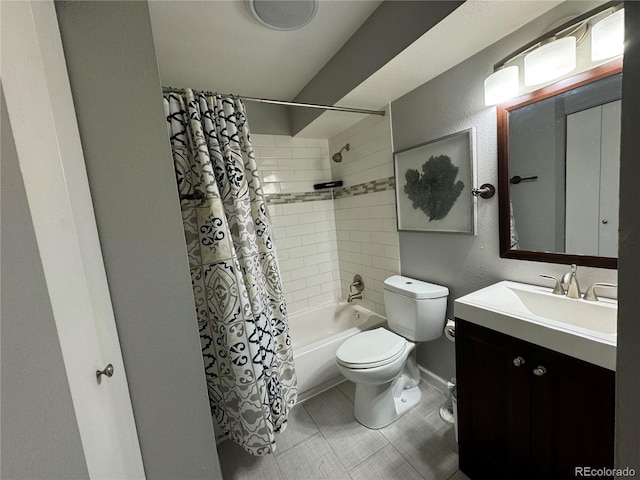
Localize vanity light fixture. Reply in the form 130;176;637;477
483;2;623;106
484;66;519;106
591;8;625;61
524;36;576;86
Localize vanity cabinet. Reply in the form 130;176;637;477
455;318;615;480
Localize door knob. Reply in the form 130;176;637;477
513;356;526;367
96;363;114;379
533;366;547;376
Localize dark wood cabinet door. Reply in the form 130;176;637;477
456;320;533;479
529;345;615;480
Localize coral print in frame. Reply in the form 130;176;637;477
394;128;477;234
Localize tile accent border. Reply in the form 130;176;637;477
265;177;395;205
265;190;333;205
334;177;395;199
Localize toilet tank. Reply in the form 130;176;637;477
383;275;449;341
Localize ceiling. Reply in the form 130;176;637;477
149;0;564;139
149;0;382;99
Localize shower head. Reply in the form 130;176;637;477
332;143;350;163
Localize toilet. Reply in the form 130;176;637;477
336;275;449;429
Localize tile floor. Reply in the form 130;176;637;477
218;381;470;480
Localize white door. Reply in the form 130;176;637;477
2;2;146;478
565;100;621;257
566;105;602;255
599;100;621;257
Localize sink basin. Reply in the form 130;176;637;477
509;285;616;335
454;281;617;370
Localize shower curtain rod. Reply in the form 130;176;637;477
162;86;386;116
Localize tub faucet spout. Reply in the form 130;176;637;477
347;292;363;303
348;274;365;303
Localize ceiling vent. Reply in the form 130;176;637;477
248;0;318;31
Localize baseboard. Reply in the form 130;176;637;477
418;365;450;395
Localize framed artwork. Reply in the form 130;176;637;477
394;128;477;234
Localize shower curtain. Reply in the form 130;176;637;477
510;200;520;250
163;89;297;456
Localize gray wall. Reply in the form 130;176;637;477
391;1;617;381
1;91;89;479
55;2;222;479
616;0;640;472
245;101;292;135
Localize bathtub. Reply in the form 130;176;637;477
288;301;385;401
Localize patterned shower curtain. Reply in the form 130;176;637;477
163;89;297;456
510;200;520;250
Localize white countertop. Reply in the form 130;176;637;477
454;281;617;371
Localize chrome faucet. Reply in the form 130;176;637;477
541;265;616;302
540;264;581;298
561;264;581;299
347;274;364;303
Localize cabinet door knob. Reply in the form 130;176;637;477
96;363;114;379
533;366;547;376
513;356;526;367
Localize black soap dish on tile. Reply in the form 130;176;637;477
313;181;343;190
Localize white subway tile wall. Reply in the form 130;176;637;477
252;119;399;318
253;134;341;314
252;134;331;194
329;107;400;315
329;107;394;189
333;192;400;316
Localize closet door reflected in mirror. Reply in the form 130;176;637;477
565;100;620;257
497;59;621;269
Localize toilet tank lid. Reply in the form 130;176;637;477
384;275;449;299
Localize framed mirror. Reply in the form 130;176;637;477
497;59;621;269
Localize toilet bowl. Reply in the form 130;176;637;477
337;327;421;428
335;275;449;429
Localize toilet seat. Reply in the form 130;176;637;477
336;327;406;369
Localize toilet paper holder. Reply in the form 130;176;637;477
444;319;456;341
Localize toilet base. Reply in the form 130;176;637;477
353;373;422;429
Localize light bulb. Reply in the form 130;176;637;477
524;37;576;86
592;9;625;61
484;66;519;106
